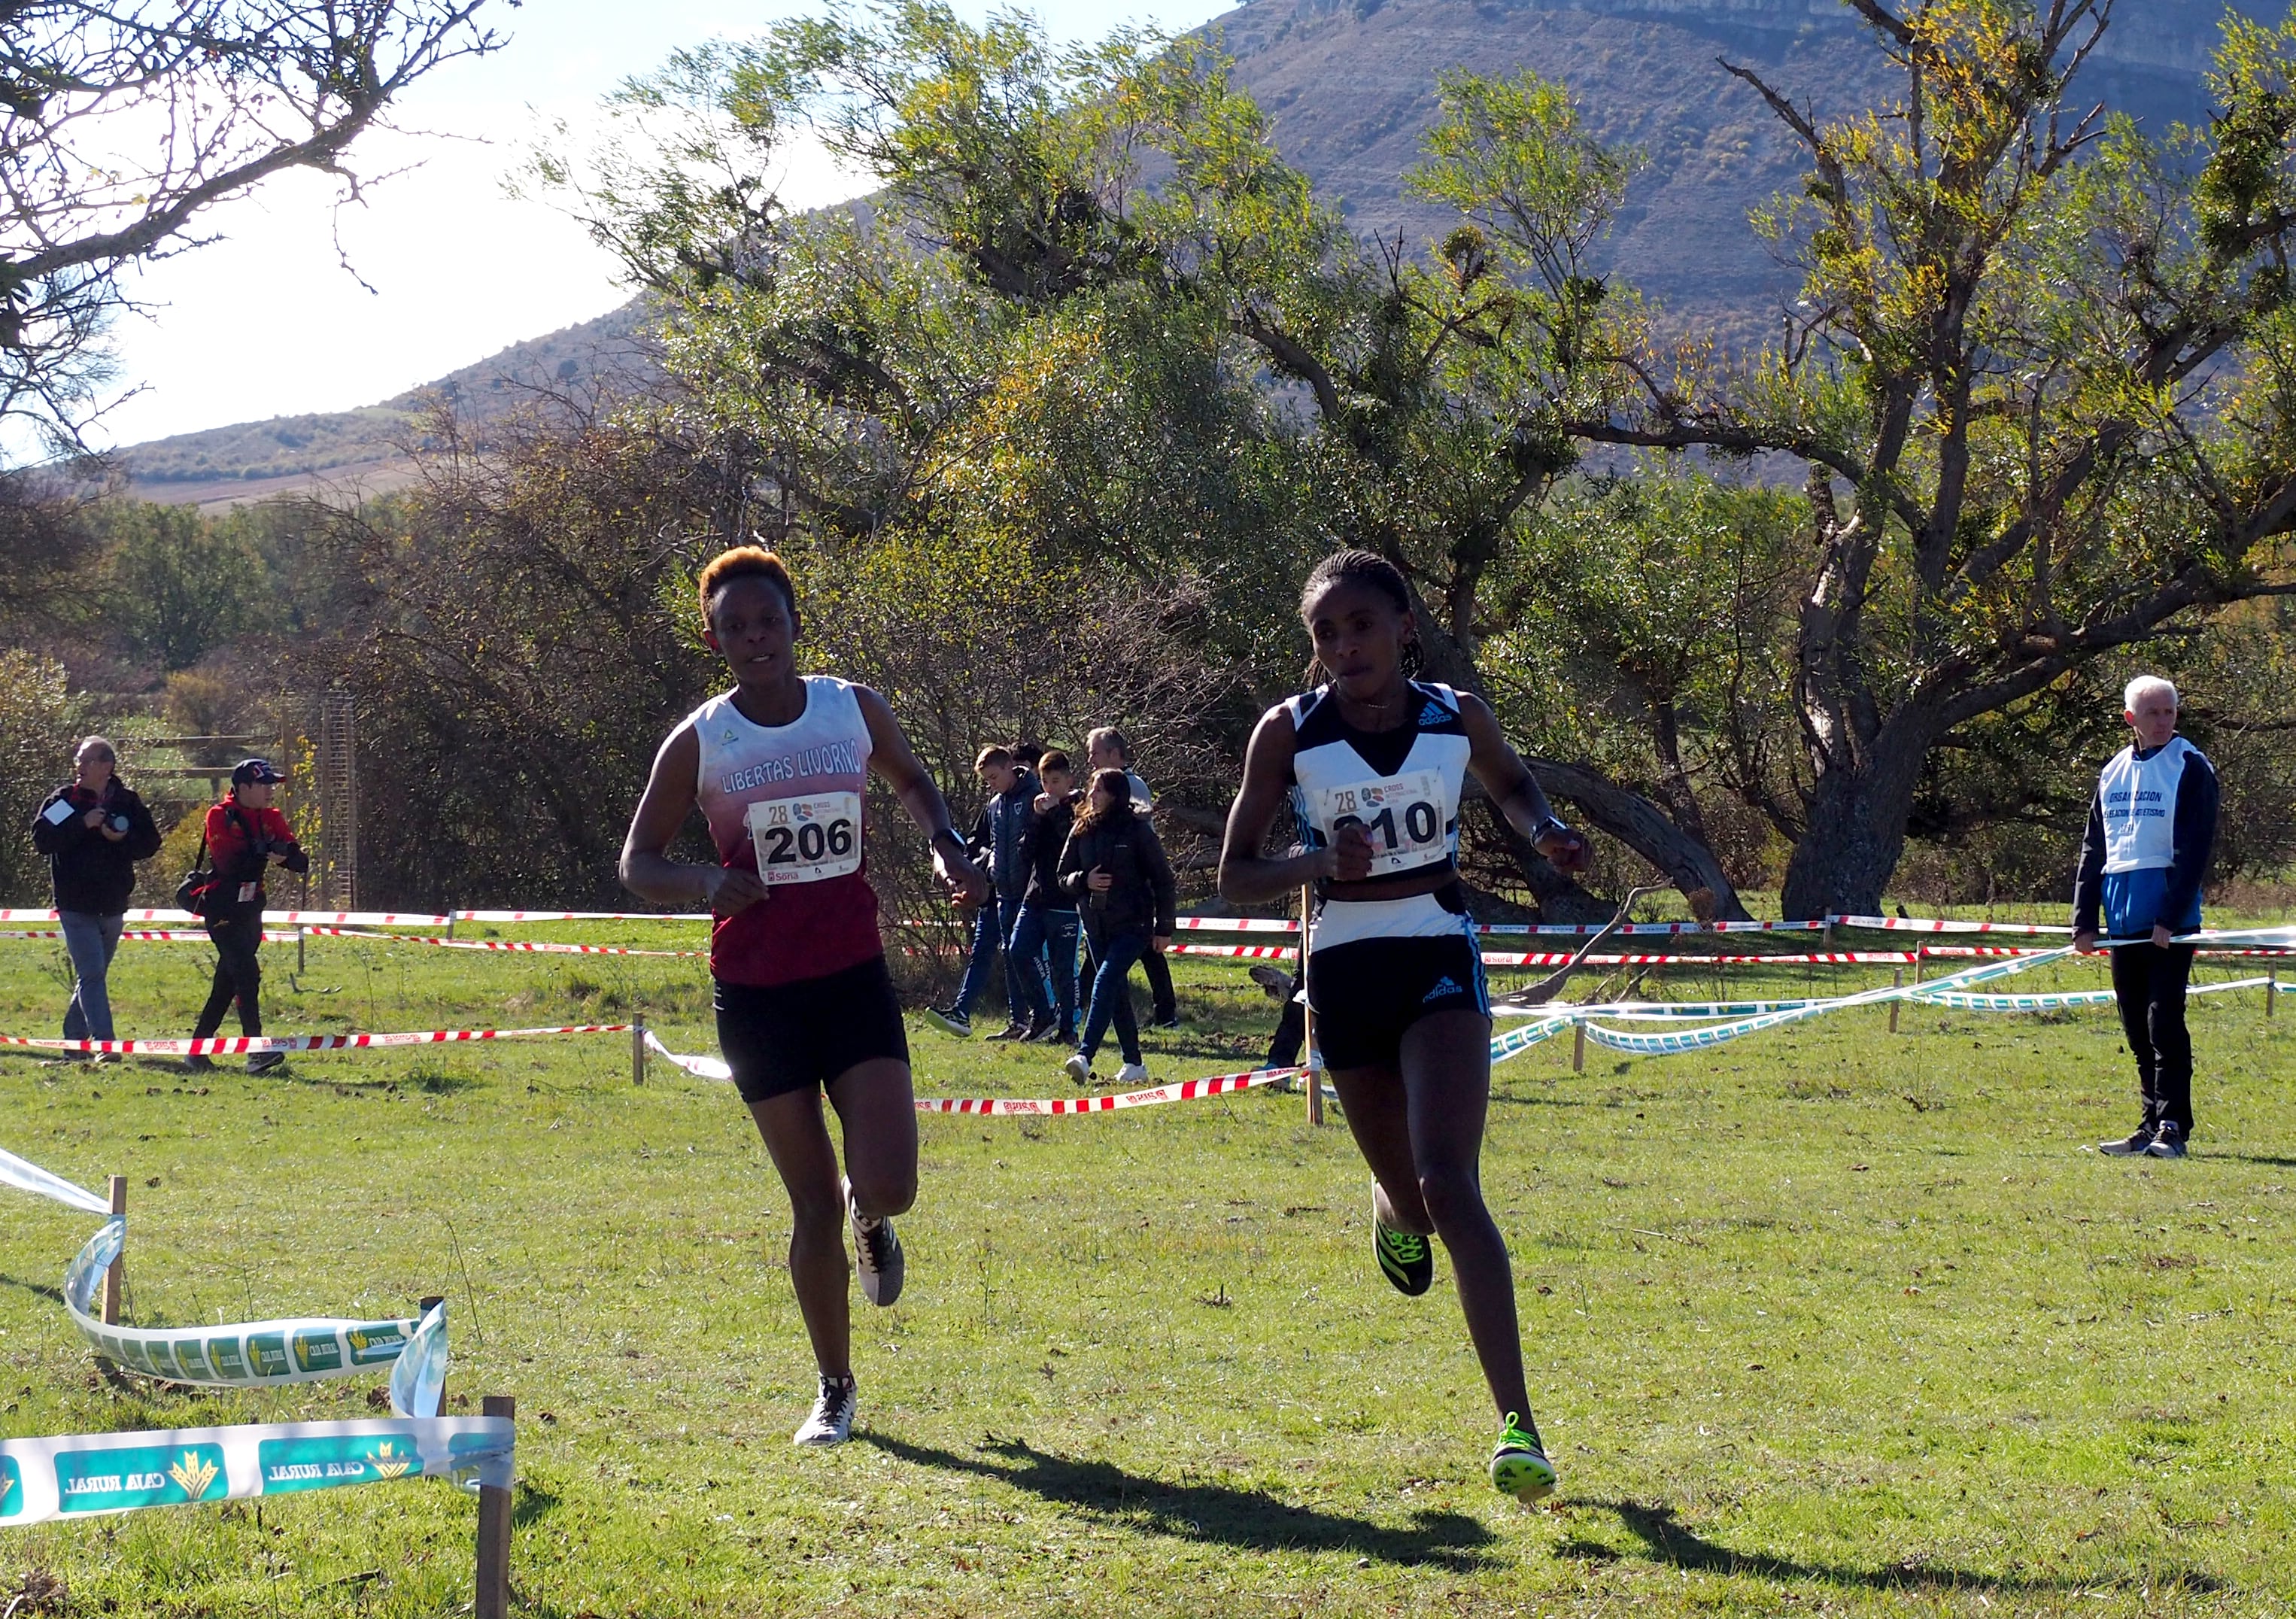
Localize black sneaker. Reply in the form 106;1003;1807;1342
1148;1014;1181;1031
984;1021;1031;1043
1019;1019;1059;1043
843;1177;904;1306
924;1006;971;1037
1374;1218;1435;1297
2099;1125;2155;1156
2146;1120;2188;1159
181;1054;214;1074
246;1051;285;1075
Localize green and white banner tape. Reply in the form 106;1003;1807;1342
60;1221;446;1413
4;1147;447;1415
0;1414;510;1529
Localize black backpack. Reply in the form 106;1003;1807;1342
172;806;248;916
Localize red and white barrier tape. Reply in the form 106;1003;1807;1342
0;1022;629;1056
639;1030;1302;1114
296;928;706;958
1169;915;1828;937
1829;913;2073;935
450;910;710;923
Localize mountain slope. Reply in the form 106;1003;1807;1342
116;0;2262;500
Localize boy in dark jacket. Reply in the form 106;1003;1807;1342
1057;768;1175;1086
928;746;1039;1040
1010;750;1082;1043
185;759;308;1074
30;737;161;1052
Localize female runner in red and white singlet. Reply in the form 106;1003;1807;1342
621;547;986;1447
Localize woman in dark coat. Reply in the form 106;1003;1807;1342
29;737;161;1054
1055;767;1174;1086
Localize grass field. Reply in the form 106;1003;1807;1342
2;915;2294;1617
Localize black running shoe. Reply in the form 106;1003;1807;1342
181;1054;214;1074
983;1021;1030;1043
246;1051;285;1075
924;1006;971;1037
1374;1219;1434;1296
2099;1125;2155;1156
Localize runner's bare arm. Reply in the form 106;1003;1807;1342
1218;706;1353;904
621;721;766;913
1457;692;1592;873
856;686;991;907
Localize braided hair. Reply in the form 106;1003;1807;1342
1299;548;1424;685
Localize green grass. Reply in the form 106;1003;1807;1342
2;919;2294;1616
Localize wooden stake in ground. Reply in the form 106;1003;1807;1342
632;1014;648;1086
475;1394;515;1619
1889;969;1903;1034
1572;1019;1586;1074
102;1174;125;1325
2269;971;2278;1019
1299;884;1322;1126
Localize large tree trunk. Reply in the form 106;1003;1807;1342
1522;760;1754;923
1776;715;1937;919
1402;579;1750;923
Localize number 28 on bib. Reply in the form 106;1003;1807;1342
1311;770;1447;877
745;791;862;886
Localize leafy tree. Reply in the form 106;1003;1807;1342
1;0;507;455
1571;0;2296;916
94;501;267;670
540;4;1745;920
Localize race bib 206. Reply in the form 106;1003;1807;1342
745;791;863;886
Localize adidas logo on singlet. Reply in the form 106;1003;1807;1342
1418;700;1449;727
1423;976;1462;1002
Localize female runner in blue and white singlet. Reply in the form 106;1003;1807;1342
1217;549;1591;1504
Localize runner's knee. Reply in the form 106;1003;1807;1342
1416;1163;1484;1229
846;1165;916;1220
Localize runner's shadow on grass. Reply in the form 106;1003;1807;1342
0;1272;65;1305
861;1433;1499;1570
2206;1152;2296;1169
1562;1498;2224;1594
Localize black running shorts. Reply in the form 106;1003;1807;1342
1304;933;1489;1071
713;955;911;1104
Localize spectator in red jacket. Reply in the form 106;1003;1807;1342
184;758;307;1074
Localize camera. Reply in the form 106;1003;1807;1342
108;813;129;834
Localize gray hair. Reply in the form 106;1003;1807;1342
2122;675;2179;713
74;734;117;764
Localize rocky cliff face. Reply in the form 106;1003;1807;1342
1216;0;2269;344
119;0;2265;485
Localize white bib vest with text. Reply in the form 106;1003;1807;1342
2097;737;2198;874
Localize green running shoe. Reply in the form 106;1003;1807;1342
1490;1413;1557;1504
1373;1220;1434;1296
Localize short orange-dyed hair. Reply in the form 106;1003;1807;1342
697;545;797;629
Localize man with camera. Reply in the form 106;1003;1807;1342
30;736;161;1060
184;758;308;1074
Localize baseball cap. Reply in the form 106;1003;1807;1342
230;758;284;785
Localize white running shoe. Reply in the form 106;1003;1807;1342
1063;1052;1092;1086
792;1373;856;1446
843;1176;904;1307
1115;1062;1151;1088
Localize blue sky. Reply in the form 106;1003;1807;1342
96;0;1231;451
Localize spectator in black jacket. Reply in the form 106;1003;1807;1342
29;737;161;1056
1056;767;1175;1087
1009;749;1081;1043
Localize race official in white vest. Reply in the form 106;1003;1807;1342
2071;676;2219;1160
